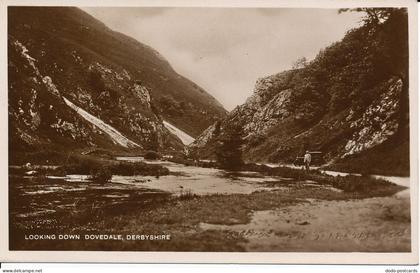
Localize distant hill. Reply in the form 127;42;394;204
190;8;409;176
8;7;227;163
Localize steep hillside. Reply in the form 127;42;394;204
190;8;409;176
8;7;226;163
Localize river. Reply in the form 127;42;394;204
43;157;411;196
11;158;410;217
9;158;411;252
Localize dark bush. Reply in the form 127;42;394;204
111;161;169;176
90;166;112;183
63;156;102;174
54;155;170;177
89;70;106;93
144;150;161;160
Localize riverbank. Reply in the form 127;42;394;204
9;154;170;179
165;158;406;197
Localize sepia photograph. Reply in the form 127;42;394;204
2;0;418;265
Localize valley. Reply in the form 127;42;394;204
7;7;412;253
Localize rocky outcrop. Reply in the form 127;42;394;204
8;7;226;156
344;78;402;157
189;71;297;159
63;97;140;148
9;36;182;152
9;38;108;149
189;122;217;150
9;7;226;138
190;10;409;172
162;121;195;145
242;88;292;137
191;74;406;164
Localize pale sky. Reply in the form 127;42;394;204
82;7;362;110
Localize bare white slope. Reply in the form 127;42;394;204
63;97;140;148
163;120;195;145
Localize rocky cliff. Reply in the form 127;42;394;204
190;8;409;175
8;7;226;162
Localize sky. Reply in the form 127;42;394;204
83;7;362;111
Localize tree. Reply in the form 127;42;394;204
159;95;182;116
90;166;112;184
89;70;106;93
215;123;244;170
338;8;398;27
338;7;408;111
146;131;159;152
292;57;308;70
212;120;221;137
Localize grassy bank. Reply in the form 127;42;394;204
9;153;169;179
246;164;402;196
167;158;403;196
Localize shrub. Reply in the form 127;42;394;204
58;155;170;177
144;150;161;160
110;161;168;176
168;155;195;166
90;166;112;184
63;156;102;174
178;189;197;200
